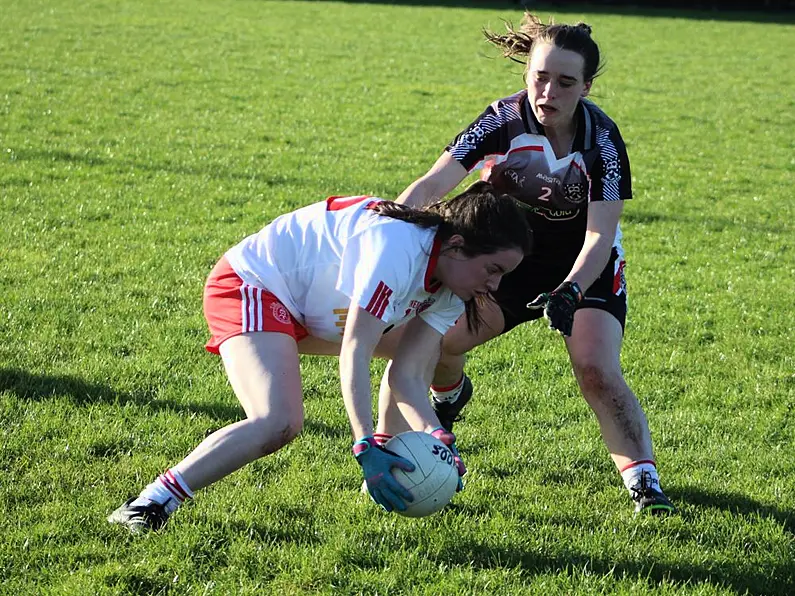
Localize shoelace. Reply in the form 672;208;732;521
629;470;660;501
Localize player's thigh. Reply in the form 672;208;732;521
371;302;506;360
564;308;623;374
297;331;405;359
219;332;304;422
442;298;506;357
297;336;343;356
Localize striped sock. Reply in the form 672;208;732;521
133;469;194;514
430;375;464;404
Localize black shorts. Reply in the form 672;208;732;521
493;246;628;334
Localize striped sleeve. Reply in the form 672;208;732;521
588;124;632;203
446;97;523;172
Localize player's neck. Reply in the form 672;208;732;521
543;119;577;158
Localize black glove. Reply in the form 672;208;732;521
526;281;583;337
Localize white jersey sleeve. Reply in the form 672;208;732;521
335;224;415;322
417;293;464;336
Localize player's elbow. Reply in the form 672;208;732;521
398;174;445;207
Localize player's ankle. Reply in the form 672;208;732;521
431;375;465;404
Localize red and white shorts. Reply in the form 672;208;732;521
203;256;309;354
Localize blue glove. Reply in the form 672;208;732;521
526;281;583;337
430;427;466;491
353;436;415;512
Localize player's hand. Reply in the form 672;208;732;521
353;436;415;512
430;427;466;491
526;281;583;337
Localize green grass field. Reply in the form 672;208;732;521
1;0;793;594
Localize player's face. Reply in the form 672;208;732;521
440;247;524;301
526;43;591;130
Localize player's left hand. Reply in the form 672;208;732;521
526;281;583;337
430;427;466;492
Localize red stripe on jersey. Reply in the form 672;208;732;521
326;195;373;211
424;234;443;292
366;281;393;319
613;260;626;295
374;286;392;318
366;281;387;313
510;145;545;153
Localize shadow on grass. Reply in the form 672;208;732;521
11;148;294;186
447;485;793;595
0;368;349;439
457;544;792;596
285;0;794;24
669;484;794;534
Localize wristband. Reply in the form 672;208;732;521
568;281;583;302
352;436;378;460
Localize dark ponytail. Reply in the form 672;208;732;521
484;12;603;82
374;181;532;334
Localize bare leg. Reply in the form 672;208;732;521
564;309;654;471
432;297;506;387
173;332;304;492
375;361;414;435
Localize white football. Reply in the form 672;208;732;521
385;431;459;517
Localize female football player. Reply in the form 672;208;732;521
108;181;531;532
395;13;675;514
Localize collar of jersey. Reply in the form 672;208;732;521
424;233;443;293
522;94;589;152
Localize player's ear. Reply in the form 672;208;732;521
582;80;592;97
445;234;465;251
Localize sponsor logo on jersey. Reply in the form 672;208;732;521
526;205;581;221
564;183;587;204
535;172;561;187
602;158;621;183
409;297;436;315
503;169;527;188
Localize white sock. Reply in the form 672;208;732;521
620;460;661;493
133;469;194;514
431;375;464;404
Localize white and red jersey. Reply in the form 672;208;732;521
224;196;464;342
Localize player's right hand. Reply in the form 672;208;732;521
526;280;583;337
353;436;415;512
430;427;466;492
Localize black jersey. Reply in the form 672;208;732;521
447;90;632;255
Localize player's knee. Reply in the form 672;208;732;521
250;416;303;456
440;333;474;358
572;360;623;400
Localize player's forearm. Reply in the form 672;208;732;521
339;345;376;441
396;178;438;208
565;231;614;292
396;153;468;207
